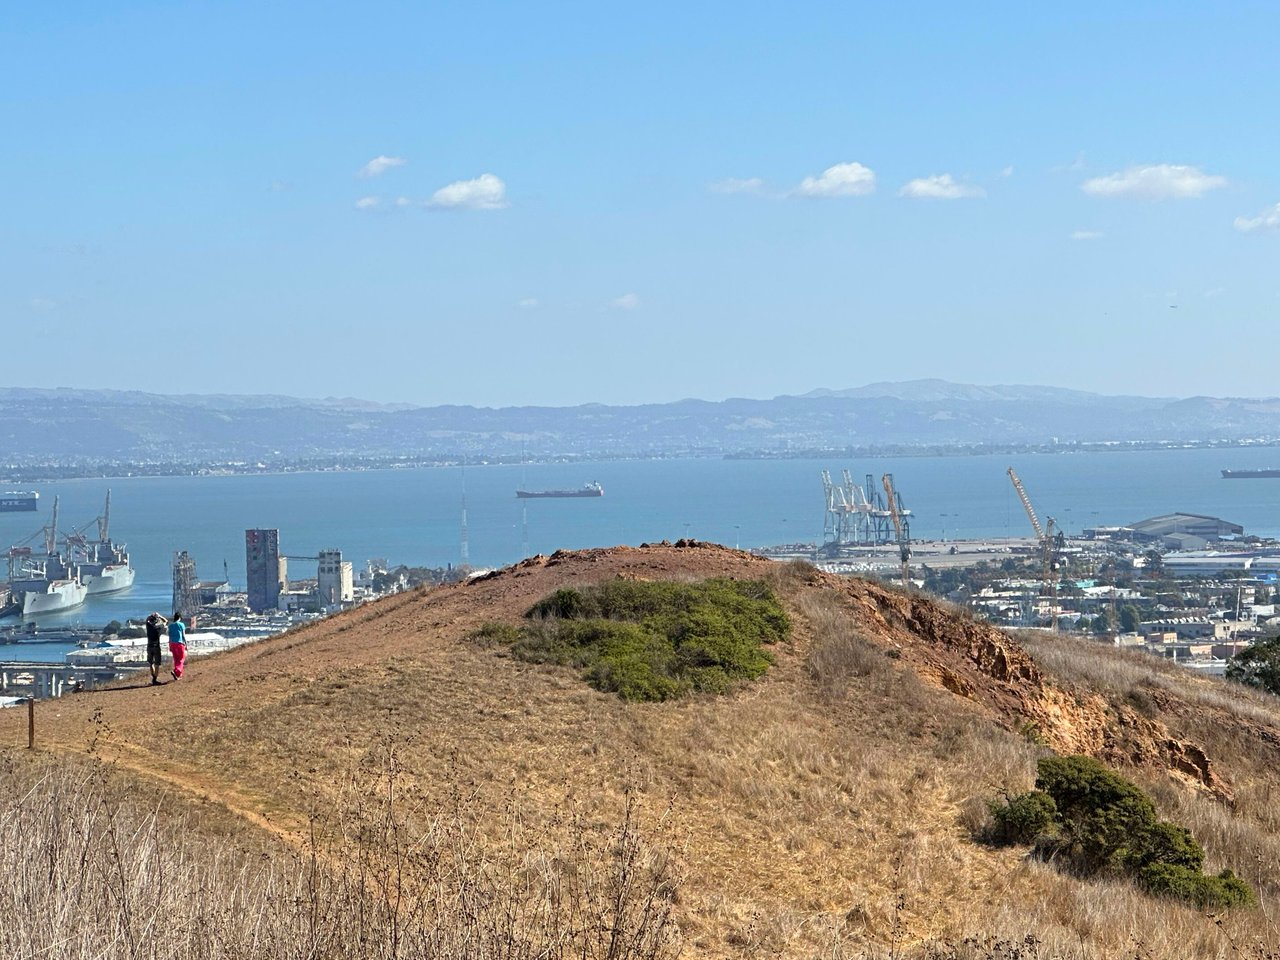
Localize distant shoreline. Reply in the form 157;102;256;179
5;436;1280;483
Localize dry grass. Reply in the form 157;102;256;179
8;545;1280;958
0;747;680;960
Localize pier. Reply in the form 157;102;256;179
0;661;134;699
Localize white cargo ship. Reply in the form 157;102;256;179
5;497;87;617
4;491;134;618
65;492;135;596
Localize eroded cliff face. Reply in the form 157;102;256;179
843;579;1235;802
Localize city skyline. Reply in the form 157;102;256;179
4;2;1278;406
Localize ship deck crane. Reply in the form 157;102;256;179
882;473;911;587
1006;467;1058;631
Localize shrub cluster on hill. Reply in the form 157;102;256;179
473;578;789;701
990;755;1253;908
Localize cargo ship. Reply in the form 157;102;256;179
1221;469;1280;479
0;492;38;512
516;481;604;499
3;491;133;618
5;496;87;617
63;491;135;596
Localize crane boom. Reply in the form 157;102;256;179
881;473;911;587
1006;467;1044;540
97;489;111;543
1007;466;1059;631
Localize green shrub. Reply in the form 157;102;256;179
989;790;1057;845
470;621;523;645
486;578;789;701
1138;864;1255;908
1034;754;1170;874
988;754;1254;909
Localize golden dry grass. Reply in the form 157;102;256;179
5;543;1280;958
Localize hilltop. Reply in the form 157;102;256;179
5;541;1280;958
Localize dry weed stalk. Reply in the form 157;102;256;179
0;749;681;960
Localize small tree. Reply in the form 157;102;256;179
1226;635;1280;695
1119;604;1141;634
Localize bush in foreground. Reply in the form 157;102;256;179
476;578;789;701
987;755;1254;909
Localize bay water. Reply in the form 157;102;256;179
4;446;1280;662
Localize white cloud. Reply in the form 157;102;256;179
709;177;765;195
427;173;508;210
518;298;539;309
794;162;876;198
1070;230;1104;241
1234;202;1280;232
355;195;381;210
1081;164;1226;200
29;297;57;310
898;173;985;200
1000;165;1014;178
394;196;413;208
357;155;407;178
612;293;640;310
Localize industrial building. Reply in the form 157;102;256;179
245;528;285;613
1126;513;1244;550
317;549;354;608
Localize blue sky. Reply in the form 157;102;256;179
3;1;1277;406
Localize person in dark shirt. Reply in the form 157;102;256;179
144;612;168;685
168;612;188;680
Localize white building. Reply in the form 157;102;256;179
317;549;354;607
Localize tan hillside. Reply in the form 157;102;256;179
5;540;1280;958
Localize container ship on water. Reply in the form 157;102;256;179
515;482;604;499
0;491;38;512
1221;469;1280;479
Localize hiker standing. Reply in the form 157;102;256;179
144;612;168;685
168;612;188;680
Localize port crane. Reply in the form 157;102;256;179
882;473;911;587
6;496;61;581
1006;467;1059;631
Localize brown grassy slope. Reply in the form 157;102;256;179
6;541;1280;958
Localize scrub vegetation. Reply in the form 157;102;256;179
474;577;790;700
990;755;1254;908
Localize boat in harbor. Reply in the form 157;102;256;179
516;482;604;499
1221;469;1280;479
0;492;38;512
5;496;87;617
3;491;133;618
63;491;135;596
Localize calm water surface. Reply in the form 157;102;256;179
3;447;1280;660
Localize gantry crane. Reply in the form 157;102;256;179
1006;467;1059;631
882;473;911;587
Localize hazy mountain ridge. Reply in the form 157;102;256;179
1;382;1278;463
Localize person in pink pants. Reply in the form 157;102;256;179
168;612;188;680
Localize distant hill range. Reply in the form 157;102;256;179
3;379;1280;464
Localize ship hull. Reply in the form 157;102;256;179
18;580;88;616
82;564;135;596
1222;469;1280;479
0;493;38;512
516;490;604;499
